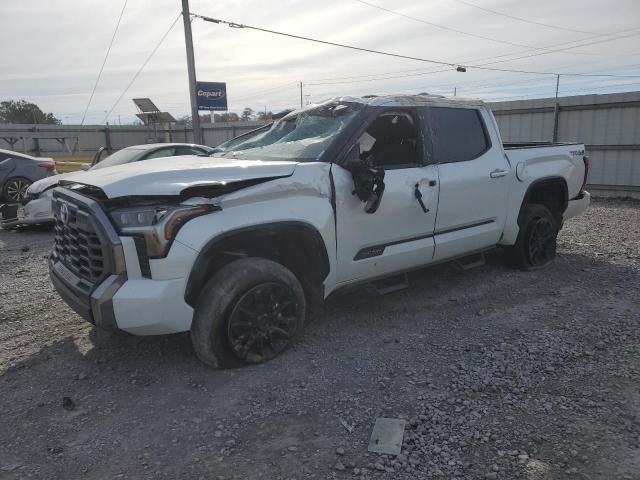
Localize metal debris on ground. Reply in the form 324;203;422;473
368;417;406;456
339;418;354;433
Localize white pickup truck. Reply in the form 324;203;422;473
48;94;590;368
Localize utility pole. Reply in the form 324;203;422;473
182;0;202;144
454;87;457;97
299;82;303;109
552;74;561;142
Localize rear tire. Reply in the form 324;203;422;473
191;257;306;369
3;177;32;202
505;204;558;270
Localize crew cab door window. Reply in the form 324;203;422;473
361;111;422;168
426;106;510;261
333;108;439;284
429;107;490;163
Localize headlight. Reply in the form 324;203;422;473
110;204;218;257
111;206;170;229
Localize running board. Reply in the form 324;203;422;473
370;272;410;295
454;251;486;270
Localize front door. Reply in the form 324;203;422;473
333;108;439;285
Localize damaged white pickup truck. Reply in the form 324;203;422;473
49;94;590;368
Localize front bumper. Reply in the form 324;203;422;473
0;196;54;228
49;258;124;330
49;187;196;335
50;250;194;335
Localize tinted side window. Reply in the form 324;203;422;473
430;108;489;163
175;146;205;156
143;147;175;160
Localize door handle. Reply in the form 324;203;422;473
414;184;429;213
490;169;509;178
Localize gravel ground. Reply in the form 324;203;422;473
0;198;638;480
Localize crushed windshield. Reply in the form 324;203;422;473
213;102;362;161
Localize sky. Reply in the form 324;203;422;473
1;0;640;125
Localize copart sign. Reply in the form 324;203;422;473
196;81;228;111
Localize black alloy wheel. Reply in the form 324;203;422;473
191;257;306;369
504;203;558;270
527;216;555;267
227;282;297;364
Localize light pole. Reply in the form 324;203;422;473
299;82;303;109
182;0;202;144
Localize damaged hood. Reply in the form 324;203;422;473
62;155;298;198
28;171;85;195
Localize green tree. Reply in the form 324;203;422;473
241;107;254;121
0;100;60;124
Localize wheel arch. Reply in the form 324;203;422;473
184;221;330;308
518;176;568;227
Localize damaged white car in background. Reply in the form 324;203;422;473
0;142;212;229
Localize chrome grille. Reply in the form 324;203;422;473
53;201;108;283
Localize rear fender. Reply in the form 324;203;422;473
500;176;567;245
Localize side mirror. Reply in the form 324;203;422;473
362;169;385;214
346;144;386;214
92;146;107;166
80;164;90;171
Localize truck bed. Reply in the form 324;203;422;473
503;141;583;150
503;141;587;202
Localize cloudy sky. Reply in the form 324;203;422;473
2;0;640;124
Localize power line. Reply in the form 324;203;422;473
81;0;128;125
193;14;458;68
103;12;181;123
301;26;640;85
452;0;597;35
231;81;300;102
192;13;640;80
474;29;640;70
352;0;598;56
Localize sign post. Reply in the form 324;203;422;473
181;0;202;144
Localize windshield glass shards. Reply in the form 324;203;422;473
213;101;362;162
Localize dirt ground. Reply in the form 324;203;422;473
0;198;638;480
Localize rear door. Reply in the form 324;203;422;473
427;106;510;261
334;107;439;284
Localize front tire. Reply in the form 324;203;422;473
191;257;306;368
505;204;558;270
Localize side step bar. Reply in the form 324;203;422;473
453;251;486;270
370;272;410;295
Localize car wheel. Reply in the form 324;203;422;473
3;177;32;202
191;257;306;368
505;204;558;270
